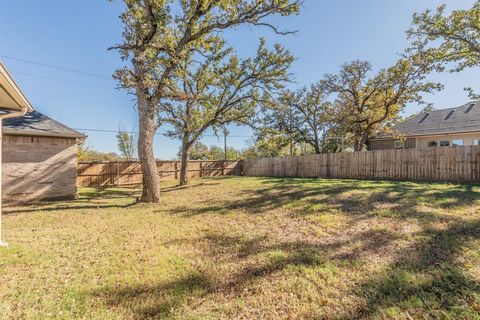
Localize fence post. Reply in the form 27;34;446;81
326;154;330;178
174;162;178;180
116;161;120;187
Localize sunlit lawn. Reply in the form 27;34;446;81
1;176;480;319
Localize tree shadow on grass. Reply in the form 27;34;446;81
160;182;221;194
92;273;212;320
4;188;140;215
157;178;480;317
350;218;480;319
94;228;399;319
162;227;401;296
164;178;480;226
80;187;140;200
4;202;138;215
92;215;480;318
175;220;480;318
199;228;399;263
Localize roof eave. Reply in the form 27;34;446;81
371;129;480;140
3;129;86;139
0;62;33;113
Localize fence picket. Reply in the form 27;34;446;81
242;146;480;183
77;160;243;187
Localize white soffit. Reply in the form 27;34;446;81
0;62;33;112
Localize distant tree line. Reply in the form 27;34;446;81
77;128;137;162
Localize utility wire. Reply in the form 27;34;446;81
24;90;135;109
74;127;252;138
0;54;112;79
23;91;251;138
11;70;115;90
2;54;253;140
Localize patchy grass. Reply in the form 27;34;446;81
1;177;480;319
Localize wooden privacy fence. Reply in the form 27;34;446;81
243;146;480;183
77;160;243;187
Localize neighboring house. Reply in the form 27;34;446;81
368;101;480;151
3;110;85;203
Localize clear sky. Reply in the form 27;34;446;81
1;0;478;159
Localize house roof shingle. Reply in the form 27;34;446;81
379;101;480;138
2;110;85;138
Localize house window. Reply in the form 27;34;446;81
428;141;438;147
452;139;464;146
394;141;405;149
439;140;450;147
474;139;480;146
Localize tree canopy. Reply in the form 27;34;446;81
116;129;137;160
111;0;301;201
262;83;333;154
321;56;442;151
408;1;480;97
408;1;480;72
161;38;293;184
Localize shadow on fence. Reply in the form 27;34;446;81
77;160;243;187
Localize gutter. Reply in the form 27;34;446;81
2;130;87;140
0;62;33;247
371;130;480;141
0;108;29;247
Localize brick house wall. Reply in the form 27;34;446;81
367;138;416;151
2;135;78;203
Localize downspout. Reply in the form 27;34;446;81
0;107;28;247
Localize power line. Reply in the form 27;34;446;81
22;91;252;137
24;90;135;109
74;127;252;138
1;55;253;141
11;70;115;90
0;54;111;80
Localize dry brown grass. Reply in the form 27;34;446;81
1;177;480;319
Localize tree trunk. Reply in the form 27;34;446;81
353;124;364;152
138;104;161;203
179;139;190;186
353;138;361;152
313;133;321;154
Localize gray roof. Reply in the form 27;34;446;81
2;110;85;138
378;101;480;138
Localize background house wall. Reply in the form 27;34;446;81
416;132;480;149
2;135;78;203
370;132;480;150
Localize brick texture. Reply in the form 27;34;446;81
2;135;78;203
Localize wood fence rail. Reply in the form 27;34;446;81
243;146;480;183
77;160;243;187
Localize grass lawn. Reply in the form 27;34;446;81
1;177;480;319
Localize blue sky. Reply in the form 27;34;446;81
1;0;478;159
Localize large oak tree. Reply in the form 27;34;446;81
161;39;293;185
262;83;333;154
322;56;442;151
111;0;300;202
